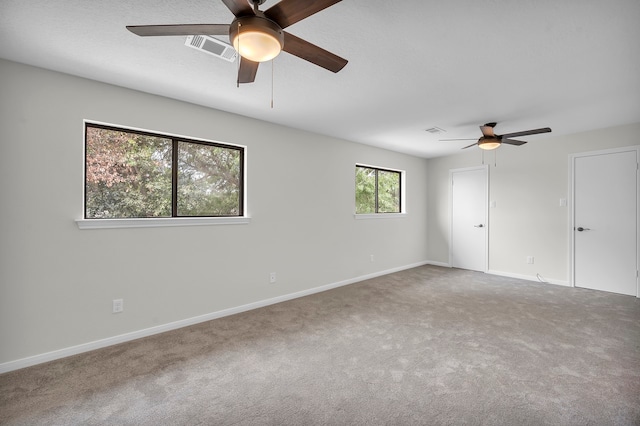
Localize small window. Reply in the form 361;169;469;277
355;165;402;214
84;123;244;219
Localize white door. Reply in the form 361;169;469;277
572;147;638;296
451;166;488;272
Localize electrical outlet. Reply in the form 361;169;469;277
269;272;276;283
526;256;534;264
112;298;123;313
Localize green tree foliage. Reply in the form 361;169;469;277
355;167;376;213
177;142;241;216
355;166;400;214
377;170;400;213
86;127;172;218
85;126;242;218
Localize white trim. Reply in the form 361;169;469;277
425;260;451;268
487;269;569;287
83;119;247;150
354;213;407;220
448;165;489;272
0;260;429;374
76;216;251;229
568;153;575;288
355;162;404;174
568;145;640;297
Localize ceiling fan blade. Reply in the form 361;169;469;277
499;127;552;139
282;32;347;73
462;142;479;149
265;0;342;29
221;0;254;17
237;57;259;84
480;123;496;137
502;139;527;146
126;24;230;37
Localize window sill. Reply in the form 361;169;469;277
354;213;407;220
76;216;251;230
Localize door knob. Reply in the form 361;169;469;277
575;227;591;232
474;224;484;228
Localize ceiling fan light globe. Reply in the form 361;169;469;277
233;31;281;62
478;138;501;150
230;16;284;63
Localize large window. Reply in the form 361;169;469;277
355;165;402;214
84;123;244;219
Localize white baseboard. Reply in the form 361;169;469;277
425;260;451;268
487;269;570;287
423;263;570;287
0;260;429;374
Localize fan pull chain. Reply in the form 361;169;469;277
481;150;485;165
236;22;241;88
494;150;497;167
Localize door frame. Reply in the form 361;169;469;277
568;145;640;296
449;165;489;272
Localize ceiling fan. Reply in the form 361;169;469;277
440;122;552;150
126;0;348;84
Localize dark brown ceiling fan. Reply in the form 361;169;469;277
126;0;348;84
440;122;552;150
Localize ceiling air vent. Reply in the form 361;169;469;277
425;127;446;134
185;35;237;62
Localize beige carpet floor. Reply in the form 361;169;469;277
1;265;639;425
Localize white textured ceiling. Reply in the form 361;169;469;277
1;0;639;158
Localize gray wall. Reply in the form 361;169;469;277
427;122;640;282
0;59;429;368
2;57;638;371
